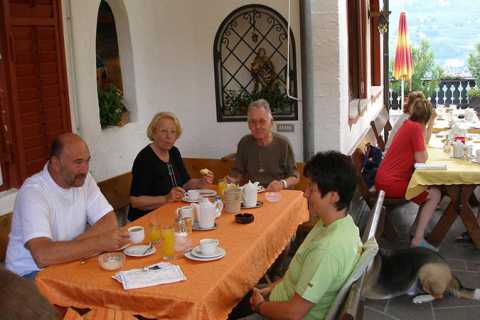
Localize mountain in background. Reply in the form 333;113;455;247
389;0;480;76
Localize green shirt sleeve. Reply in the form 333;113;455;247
295;250;339;304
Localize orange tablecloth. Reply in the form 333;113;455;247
36;190;308;320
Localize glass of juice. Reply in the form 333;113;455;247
218;178;227;198
148;223;162;244
161;224;175;260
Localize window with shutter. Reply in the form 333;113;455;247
0;0;71;190
370;0;381;86
347;0;367;99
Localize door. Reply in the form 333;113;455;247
0;0;71;190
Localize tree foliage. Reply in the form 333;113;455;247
390;39;444;98
467;43;480;85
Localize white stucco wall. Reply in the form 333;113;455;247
0;0;387;215
310;0;384;155
63;0;303;182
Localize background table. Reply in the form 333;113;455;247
36;190;309;319
406;147;480;249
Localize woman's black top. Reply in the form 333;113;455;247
128;145;190;221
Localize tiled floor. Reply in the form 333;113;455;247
364;198;480;320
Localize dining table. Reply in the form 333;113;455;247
432;107;480;134
405;141;480;249
35;189;309;319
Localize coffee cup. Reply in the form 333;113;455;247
186;190;200;201
128;226;145;244
199;238;219;256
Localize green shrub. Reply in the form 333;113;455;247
98;84;126;128
468;87;480;98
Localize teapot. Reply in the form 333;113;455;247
192;197;223;229
242;181;258;208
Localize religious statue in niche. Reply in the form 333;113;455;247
250;47;278;94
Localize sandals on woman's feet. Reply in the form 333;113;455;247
414;239;439;252
455;231;472;242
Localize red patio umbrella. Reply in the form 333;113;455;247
392;12;414;109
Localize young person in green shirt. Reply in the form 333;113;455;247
244;151;362;320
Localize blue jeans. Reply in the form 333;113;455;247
22;271;39;279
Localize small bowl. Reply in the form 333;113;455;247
235;213;254;224
265;192;281;203
98;252;125;271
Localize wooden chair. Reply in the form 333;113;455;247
325;191;384;320
370;121;386;151
98;172;133;226
351;148;407;241
0;213;12;263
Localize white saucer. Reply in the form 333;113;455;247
241;201;263;209
192;222;217;231
472;159;480;164
191;246;225;259
183;189;217;202
110;243;130;252
123;244;156;257
197;189;217;197
184;248;226;262
182;197;201;203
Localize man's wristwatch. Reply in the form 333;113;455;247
281;179;288;189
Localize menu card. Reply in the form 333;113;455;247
113;262;186;290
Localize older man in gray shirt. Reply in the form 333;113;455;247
228;99;299;191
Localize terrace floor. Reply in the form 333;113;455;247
364;197;480;320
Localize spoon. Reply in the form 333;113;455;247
141;243;153;255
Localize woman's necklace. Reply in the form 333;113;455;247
151;143;169;163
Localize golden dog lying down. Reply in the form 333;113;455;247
363;247;480;303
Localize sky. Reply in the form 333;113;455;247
389;0;480;76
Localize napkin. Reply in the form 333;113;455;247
414;163;447;170
113;262;186;290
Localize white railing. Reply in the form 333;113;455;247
389;78;477;109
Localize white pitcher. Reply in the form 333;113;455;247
192;198;223;229
242;181;258;208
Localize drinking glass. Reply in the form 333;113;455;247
148;223;162;244
218;178;227;198
161;224;175;260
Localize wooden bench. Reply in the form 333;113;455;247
0;212;12;263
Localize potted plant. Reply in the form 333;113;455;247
468;87;480;112
98;84;128;128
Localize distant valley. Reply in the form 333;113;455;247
389;0;480;76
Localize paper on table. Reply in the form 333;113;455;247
113;262;186;290
414;163;447;170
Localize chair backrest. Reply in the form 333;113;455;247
325;191;384;320
351;148;377;209
370;121;386;151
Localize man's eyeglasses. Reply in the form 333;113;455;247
248;119;269;126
